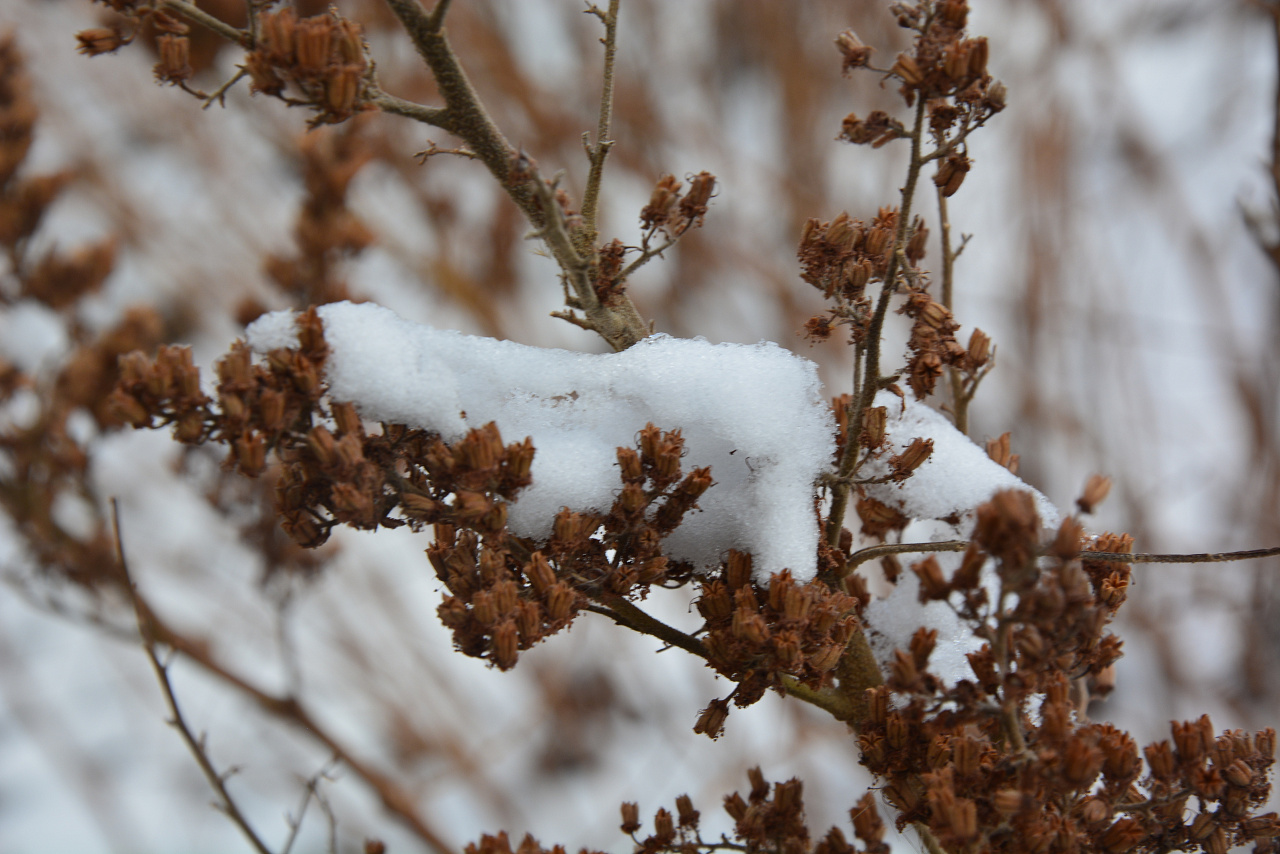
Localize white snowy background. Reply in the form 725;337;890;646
1;1;1278;852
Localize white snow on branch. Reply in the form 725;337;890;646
247;302;835;582
861;390;1063;684
861;390;1061;533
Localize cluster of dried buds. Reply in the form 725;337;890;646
799;207;923;344
639;172;717;238
897;290;989;399
851;489;1279;853
693;552;862;738
619;768;890;854
247;7;371;125
432;424;710;670
837;0;1005;200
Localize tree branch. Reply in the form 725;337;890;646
577;0;620;252
113;503;275;854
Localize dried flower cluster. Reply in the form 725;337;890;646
619;768;890;854
694;555;862;737
77;0;371;124
0;36;163;590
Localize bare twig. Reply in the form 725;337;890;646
825;96;929;548
110;502;456;854
159;0;250;46
578;0;621;251
842;539;1280;577
281;759;339;854
112;502;275;854
379;0;651;350
588;595;709;659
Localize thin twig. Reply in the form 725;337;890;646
281;759;339;854
824;96;929;548
109;514;457;854
368;89;449;127
159;0;250;46
588;595;709;659
842;539;1280;577
578;0;620;251
379;0;651;351
112;502;275;854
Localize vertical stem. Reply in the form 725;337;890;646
579;0;620;251
937;184;969;435
824;97;928;547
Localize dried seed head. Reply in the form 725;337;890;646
861;406;888;449
154;35;192;85
891;53;924;86
835;29;873;72
912;556;949;601
966;328;991;368
491;619;518;670
1077;474;1112;514
695;698;730;739
619;802;641;835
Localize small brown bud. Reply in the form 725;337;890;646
1080;798;1110;825
985;80;1008;112
891;437;934;481
294;16;332;72
993;789;1026;815
861;406;887;449
616;447;643;482
890;53;924;86
1077;474;1112;514
525;552;555;595
808;642;843;673
834;29;872;72
695;698;730;739
674;794;699;828
1145;740;1176;781
545;581;575;621
307;425;337;467
108;389;150;426
966;38;989;78
334;17;365;64
966;328;991;368
154;35;192;84
825;212;856;254
1223;758;1254;788
76;27;128;56
620;802;641;835
722;790;747;820
324;65;362;117
726;549;753;589
491;620;518;670
911;556;949;601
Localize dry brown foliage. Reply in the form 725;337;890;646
3;1;1280;853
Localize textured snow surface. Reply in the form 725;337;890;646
862;390;1061;533
247;301;836;582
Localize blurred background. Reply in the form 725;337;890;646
1;0;1278;851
